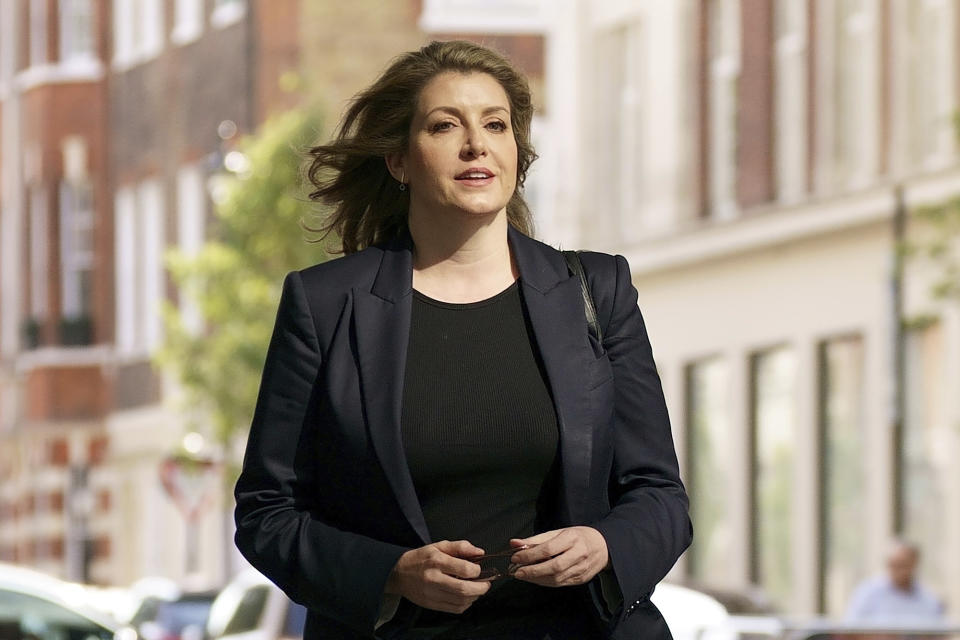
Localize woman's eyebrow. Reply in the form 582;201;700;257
424;105;510;118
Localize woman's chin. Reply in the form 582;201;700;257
452;197;510;218
417;203;508;222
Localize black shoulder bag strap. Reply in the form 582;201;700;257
562;250;603;345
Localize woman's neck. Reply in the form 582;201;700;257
407;209;518;303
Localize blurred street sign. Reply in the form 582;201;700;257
159;451;221;573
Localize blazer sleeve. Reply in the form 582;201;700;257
589;253;693;621
233;271;409;635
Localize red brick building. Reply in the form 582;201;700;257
0;0;547;587
0;0;329;586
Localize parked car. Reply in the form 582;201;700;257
206;569;305;640
205;572;734;640
117;577;181;625
679;580;778;616
730;617;960;640
131;591;217;640
0;562;135;640
652;582;738;640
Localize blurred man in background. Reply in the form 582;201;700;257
845;539;945;623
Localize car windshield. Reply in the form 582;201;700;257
156;599;212;632
222;586;269;636
0;589;114;640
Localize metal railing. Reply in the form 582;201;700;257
722;616;960;640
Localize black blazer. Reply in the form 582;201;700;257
234;225;692;639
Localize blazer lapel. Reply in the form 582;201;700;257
352;236;431;545
508;227;595;525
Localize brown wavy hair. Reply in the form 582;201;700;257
305;40;538;254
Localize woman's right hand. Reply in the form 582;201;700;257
384;540;491;613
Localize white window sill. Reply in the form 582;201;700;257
709;200;740;222
211;3;246;29
111;48;162;73
15;345;113;372
171;24;203;46
14;59;105;91
113;348;156;365
419;0;545;33
111;54;137;72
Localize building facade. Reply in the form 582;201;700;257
534;0;960;617
0;0;549;590
4;0;959;619
0;0;307;587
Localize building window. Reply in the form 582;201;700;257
25;187;50;349
141;180;165;351
139;0;164;61
751;346;796;609
904;321;948;601
59;180;95;345
59;137;94;346
212;0;246;29
773;0;808;204
594;20;644;243
708;0;741;220
817;0;879;192
30;0;48;67
901;0;956;168
112;0;164;69
819;336;865;616
112;0;135;66
114;187;137;353
685;357;732;585
176;164;206;334
29;188;50;321
0;2;11;89
59;0;95;62
114;179;165;356
172;0;204;45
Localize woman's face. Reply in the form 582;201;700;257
394;71;518;221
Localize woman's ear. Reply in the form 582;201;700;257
385;153;404;183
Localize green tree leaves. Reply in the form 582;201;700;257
156;107;329;448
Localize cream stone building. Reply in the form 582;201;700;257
527;0;960;617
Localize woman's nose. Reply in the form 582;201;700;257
461;128;487;157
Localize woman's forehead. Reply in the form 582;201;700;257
415;72;511;115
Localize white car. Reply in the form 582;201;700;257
0;562;135;640
206;568;305;640
651;582;737;640
204;571;735;640
204;571;736;640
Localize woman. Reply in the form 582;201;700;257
233;40;691;639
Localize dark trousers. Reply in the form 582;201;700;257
379;591;602;640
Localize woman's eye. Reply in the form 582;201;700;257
431;121;454;132
486;121;507;131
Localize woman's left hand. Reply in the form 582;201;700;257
508;526;609;587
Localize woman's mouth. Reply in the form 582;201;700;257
455;168;495;185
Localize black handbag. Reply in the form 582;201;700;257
562;250;603;345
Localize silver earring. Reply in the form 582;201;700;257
399;170;406;191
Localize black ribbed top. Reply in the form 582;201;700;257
401;280;564;615
401;280;559;550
